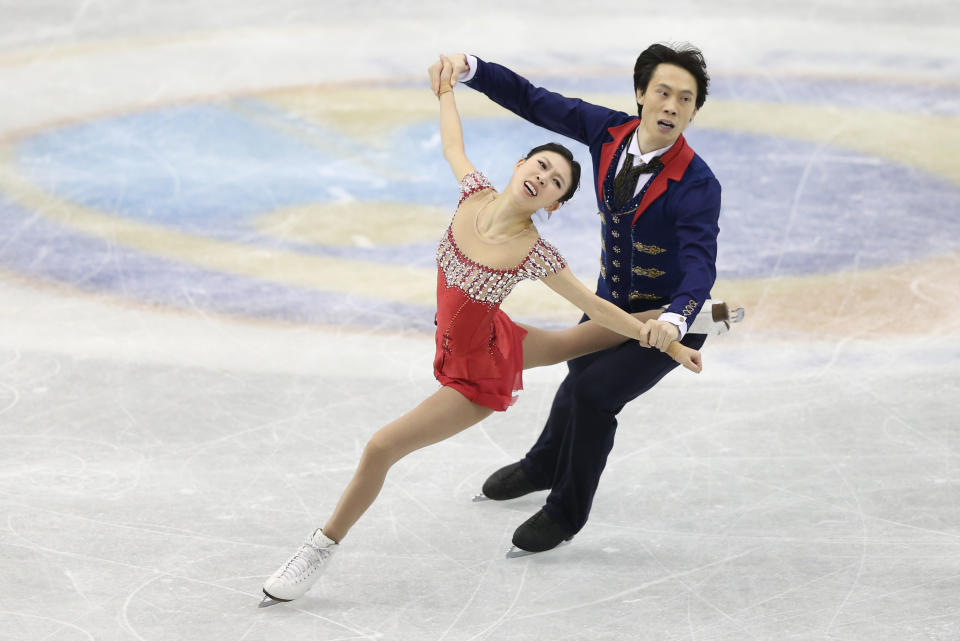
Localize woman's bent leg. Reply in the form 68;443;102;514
322;386;493;542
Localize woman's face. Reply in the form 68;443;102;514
510;151;573;212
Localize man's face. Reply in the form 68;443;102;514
635;63;699;151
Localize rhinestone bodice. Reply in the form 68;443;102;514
435;172;567;306
436;228;566;305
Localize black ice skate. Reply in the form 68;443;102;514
473;461;545;502
507;508;574;557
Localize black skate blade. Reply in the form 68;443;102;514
471;493;491;502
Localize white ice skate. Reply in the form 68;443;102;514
686;299;744;336
260;528;338;606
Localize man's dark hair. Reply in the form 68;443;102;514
633;43;709;116
525;142;581;203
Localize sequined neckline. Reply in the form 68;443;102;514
445;226;538;275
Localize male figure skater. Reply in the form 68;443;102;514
430;43;722;553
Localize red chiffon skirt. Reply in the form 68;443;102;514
433;270;527;411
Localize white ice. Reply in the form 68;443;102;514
1;2;959;641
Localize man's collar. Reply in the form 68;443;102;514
628;129;674;163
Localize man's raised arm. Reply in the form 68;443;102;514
429;54;625;147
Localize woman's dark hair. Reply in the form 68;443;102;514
524;142;581;204
633;42;709;116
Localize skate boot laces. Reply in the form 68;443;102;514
277;536;335;586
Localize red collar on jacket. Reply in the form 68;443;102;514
597;119;695;224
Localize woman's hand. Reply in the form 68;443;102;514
428;53;468;96
437;55;455;95
637;318;680;351
666;342;702;373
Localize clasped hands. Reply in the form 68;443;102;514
428;53;469;97
638;319;680;352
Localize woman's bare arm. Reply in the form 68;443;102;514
436;55;477;182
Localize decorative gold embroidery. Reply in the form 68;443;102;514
612;259;620;268
612;216;621;224
682;299;700;317
612;275;619;283
629;292;663;301
611;290;620;299
613;246;621;254
633;242;666;255
611;230;620;238
600;264;606;278
632;267;665;278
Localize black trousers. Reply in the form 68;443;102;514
520;325;707;534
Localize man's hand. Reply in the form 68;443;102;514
638;319;680;352
428;53;469;96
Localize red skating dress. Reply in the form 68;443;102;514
434;172;567;411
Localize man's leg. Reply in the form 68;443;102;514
480;370;580;500
490;303;722;496
520;345;609;488
518;333;707;551
481;341;615;499
483;314;615;499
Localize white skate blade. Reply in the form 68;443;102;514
505;539;571;558
471;493;491;502
258;593;287;608
505;546;535;558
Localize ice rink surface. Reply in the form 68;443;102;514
1;2;959;640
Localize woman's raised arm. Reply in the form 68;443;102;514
435;55;478;182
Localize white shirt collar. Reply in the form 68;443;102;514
627;130;674;164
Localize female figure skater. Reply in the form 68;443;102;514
260;56;701;604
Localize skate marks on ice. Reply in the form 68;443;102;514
3;303;960;637
1;5;959;641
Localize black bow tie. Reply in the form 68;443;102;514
611;153;663;211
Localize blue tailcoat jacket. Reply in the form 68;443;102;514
466;58;721;324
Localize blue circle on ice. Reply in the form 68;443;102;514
2;76;958;328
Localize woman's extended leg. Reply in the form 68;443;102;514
321;386;493;542
520;310;662;369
